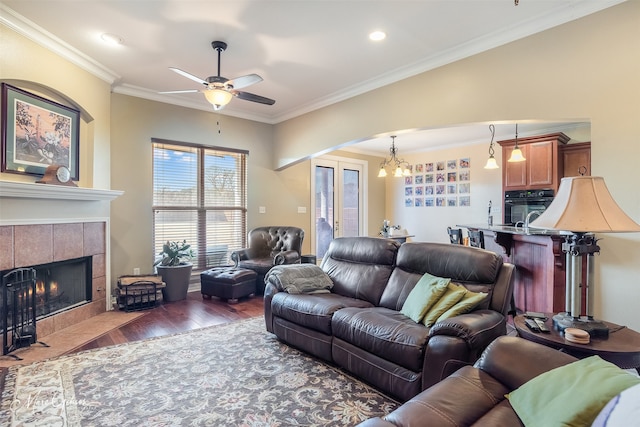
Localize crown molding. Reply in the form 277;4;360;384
0;4;120;84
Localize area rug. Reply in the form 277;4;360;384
0;317;398;426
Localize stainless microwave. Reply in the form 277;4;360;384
503;189;554;226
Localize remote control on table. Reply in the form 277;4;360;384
534;318;550;333
525;311;547;320
524;318;541;332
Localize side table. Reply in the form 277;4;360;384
514;314;640;373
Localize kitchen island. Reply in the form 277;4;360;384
458;224;580;314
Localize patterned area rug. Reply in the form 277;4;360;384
0;317;398;426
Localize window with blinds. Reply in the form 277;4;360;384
152;139;247;271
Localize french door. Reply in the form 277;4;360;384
311;156;367;260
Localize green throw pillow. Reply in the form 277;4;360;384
400;273;450;323
507;356;640;427
422;283;467;327
436;290;488;322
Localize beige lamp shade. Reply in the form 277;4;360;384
530;176;640;233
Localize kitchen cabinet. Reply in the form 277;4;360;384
498;133;570;192
561;142;591;177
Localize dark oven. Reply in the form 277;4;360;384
504;189;554;226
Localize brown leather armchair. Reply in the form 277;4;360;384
230;226;304;294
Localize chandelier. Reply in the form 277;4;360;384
377;136;411;178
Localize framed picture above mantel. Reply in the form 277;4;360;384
1;83;80;179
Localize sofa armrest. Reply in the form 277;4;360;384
429;309;506;350
477;336;579;390
273;250;300;265
230;248;250;267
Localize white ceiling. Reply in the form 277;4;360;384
1;1;617;155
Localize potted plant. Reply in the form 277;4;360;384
154;240;195;302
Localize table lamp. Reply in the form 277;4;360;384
529;175;640;338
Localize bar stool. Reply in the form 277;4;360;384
447;227;463;244
468;229;485;249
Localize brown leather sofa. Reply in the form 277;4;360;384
264;236;515;401
357;336;579;426
230;226;304;294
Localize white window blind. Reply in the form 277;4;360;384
152;139;247;270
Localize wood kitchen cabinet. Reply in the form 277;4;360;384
561;141;591;177
498;132;570;193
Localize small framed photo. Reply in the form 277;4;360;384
1;83;80;179
436;161;445;171
447;160;457;170
425;162;434;172
425;197;435;207
405;176;413;185
447;197;457;207
459;183;470;194
459;196;471;207
405;198;413;207
459;158;470;168
415;163;424;173
436;197;446;207
459;170;470;181
405;187;413;196
425;174;434;183
415;175;424;184
447;184;457;194
415;186;424;196
414;198;424;207
447;172;457;182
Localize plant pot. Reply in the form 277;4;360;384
156;263;193;302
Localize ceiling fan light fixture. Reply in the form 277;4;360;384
204;88;233;109
377;167;387;178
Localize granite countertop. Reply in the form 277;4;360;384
457;224;572;236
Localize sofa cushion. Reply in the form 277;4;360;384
507;355;640;427
321;237;399;306
332;307;430;372
422;283;467;327
379;242;501;311
400;272;450;322
436;289;488;323
271;292;373;335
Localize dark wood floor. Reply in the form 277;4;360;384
72;291;265;353
0;292;264;394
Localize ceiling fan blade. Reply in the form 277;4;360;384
169;67;208;86
234;90;275;105
159;89;199;94
228;74;263;90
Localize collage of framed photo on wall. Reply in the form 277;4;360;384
404;158;471;207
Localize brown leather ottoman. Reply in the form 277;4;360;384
200;267;257;303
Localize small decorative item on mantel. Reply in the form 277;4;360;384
380;220;401;238
36;164;77;187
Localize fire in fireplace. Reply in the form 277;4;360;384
1;256;92;331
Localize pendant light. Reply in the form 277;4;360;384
508;123;526;162
484;124;499;169
377;136;411;178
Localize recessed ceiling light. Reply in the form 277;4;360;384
369;31;386;42
101;33;123;46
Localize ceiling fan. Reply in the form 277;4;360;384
160;41;275;111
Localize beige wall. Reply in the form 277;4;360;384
275;2;640;330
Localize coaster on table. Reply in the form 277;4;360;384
565;327;590;344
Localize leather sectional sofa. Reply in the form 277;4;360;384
264;236;515;401
357;336;640;426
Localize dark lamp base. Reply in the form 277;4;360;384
552;312;610;339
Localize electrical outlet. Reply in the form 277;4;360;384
133;267;140;275
259;206;266;214
297;206;307;214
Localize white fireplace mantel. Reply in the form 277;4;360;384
0;180;123;201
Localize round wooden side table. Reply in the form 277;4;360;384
514;314;640;373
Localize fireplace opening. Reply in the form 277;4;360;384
1;256;93;330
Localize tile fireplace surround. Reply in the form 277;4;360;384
0;181;122;339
